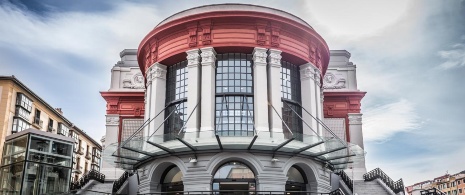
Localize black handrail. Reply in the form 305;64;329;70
70;169;105;191
363;168;404;194
139;189;345;194
420;188;446;195
112;170;134;193
335;170;353;192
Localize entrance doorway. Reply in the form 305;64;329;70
285;166;307;194
212;161;256;194
161;166;184;194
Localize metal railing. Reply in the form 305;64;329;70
335;170;353;192
420;188;446;195
70;169;105;191
112;170;134;193
140;189;345;195
363;168;404;194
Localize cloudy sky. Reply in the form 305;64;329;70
1;0;464;187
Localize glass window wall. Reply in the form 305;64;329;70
281;61;303;137
215;53;254;136
12;118;30;134
164;61;188;140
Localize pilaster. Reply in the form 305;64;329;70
146;63;167;137
300;63;318;136
267;49;283;137
185;49;201;137
199;47;217;133
252;47;270;135
314;68;323;135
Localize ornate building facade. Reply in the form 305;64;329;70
100;4;386;195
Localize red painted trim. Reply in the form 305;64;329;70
323;91;366;142
136;11;330;77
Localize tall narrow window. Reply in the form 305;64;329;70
281;61;303;138
215;53;254;136
164;61;188;140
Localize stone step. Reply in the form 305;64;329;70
353;180;392;195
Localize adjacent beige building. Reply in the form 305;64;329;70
0;75;102;183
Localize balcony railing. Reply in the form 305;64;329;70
47;126;55;133
113;171;134;193
33;118;43;128
420;188;446;195
70;169;105;191
363;168;404;194
335;170;353;192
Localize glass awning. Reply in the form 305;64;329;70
103;129;365;171
102;100;365;171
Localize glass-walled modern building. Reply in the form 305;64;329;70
0;129;74;195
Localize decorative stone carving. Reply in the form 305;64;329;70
106;116;119;125
186;51;200;67
300;65;315;80
200;20;212;45
147;64;167;82
252;48;267;64
200;48;217;66
323;72;346;89
348;114;363;125
123;72;145;89
268;50;282;67
256;21;267;46
187;22;199;47
270;23;281;47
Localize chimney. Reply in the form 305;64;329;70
55;108;63;115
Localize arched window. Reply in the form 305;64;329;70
281;61;303;138
161;166;184;193
164;61;188;140
286;166;307;193
215;53;254;136
212;161;256;192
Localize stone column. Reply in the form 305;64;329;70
348;113;366;180
267;49;283;137
314;69;323;135
102;114;124;180
146;63;167;138
252;47;270;136
348;113;364;149
144;72;152;133
300;63;318;136
185;49;201;138
200;47;217;135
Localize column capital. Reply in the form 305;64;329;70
106;114;120;126
268;49;282;68
146;62;167;84
200;47;217;67
186;49;201;68
348;113;363;125
252;47;267;66
300;63;316;81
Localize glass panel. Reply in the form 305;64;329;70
16;93;32;112
0;162;23;194
165;61;188;139
163;166;183;183
214;161;254;179
164;101;187;141
51;141;72;156
22;162;71;194
281;61;303;137
29;136;51;153
215;96;254;137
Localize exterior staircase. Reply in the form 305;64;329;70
337;168;405;195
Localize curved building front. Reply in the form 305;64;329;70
102;4;365;194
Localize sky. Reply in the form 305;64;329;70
1;0;464;187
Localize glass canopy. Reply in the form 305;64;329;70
103;101;365;171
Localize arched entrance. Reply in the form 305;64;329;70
286;166;308;194
212;161;256;193
161;165;184;193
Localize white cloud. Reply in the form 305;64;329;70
438;43;465;69
363;99;420;141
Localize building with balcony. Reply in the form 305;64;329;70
0;76;103;186
101;4;405;195
406;171;465;195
